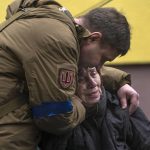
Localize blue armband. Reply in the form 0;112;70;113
32;100;73;119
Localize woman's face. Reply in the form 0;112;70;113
77;67;102;107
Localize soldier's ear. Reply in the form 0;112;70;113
89;32;102;42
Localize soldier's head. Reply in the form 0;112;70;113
76;7;130;68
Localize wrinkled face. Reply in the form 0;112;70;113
77;67;102;107
80;34;119;67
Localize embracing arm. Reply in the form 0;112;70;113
22;17;86;135
101;66;139;114
101;65;131;92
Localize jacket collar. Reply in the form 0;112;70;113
6;0;61;19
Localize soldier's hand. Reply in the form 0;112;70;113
117;84;139;114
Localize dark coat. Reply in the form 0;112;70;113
40;88;150;150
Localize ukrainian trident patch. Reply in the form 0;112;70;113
59;69;75;89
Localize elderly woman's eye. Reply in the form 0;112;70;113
91;71;97;77
90;68;97;76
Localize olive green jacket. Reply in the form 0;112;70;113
0;0;130;134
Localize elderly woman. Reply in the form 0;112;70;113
40;66;150;150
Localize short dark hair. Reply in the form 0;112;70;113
82;7;131;56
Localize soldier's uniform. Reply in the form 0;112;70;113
0;0;130;149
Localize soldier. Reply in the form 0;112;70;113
0;0;138;149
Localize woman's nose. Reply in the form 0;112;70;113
87;76;97;88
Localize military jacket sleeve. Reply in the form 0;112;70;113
0;5;86;134
101;66;131;92
23;18;85;134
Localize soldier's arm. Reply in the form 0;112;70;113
101;66;139;114
101;65;131;92
23;18;85;135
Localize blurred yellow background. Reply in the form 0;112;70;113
0;0;150;64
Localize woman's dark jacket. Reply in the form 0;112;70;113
40;88;150;150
